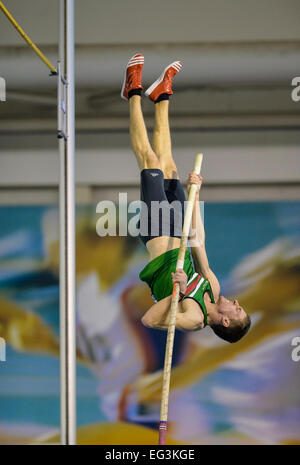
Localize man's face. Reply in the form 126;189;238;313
218;295;247;323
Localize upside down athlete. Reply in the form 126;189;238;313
121;54;251;343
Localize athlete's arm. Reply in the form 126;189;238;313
188;173;220;300
141;270;203;331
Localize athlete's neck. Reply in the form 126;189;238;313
204;293;219;326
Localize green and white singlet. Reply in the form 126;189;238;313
139;248;215;326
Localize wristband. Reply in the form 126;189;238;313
179;291;186;302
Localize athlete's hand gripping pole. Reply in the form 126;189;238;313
158;153;203;445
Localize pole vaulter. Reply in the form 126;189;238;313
121;53;251;445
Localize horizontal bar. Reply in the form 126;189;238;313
0;1;57;74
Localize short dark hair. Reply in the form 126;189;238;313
211;314;251;343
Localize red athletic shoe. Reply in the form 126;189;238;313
121;53;144;100
145;61;182;102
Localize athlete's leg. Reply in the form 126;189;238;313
152;100;178;179
152;100;186;205
145;61;182;179
129;95;161;171
121;54;161;171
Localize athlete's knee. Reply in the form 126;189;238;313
162;161;178;179
143;150;161;170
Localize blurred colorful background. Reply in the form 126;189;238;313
0;201;299;444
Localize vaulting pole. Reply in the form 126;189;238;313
158;153;203;445
58;0;76;445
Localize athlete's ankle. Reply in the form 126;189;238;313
128;88;142;99
154;93;170;104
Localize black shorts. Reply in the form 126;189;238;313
139;168;186;245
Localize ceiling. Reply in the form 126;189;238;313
0;0;299;196
0;0;299;128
